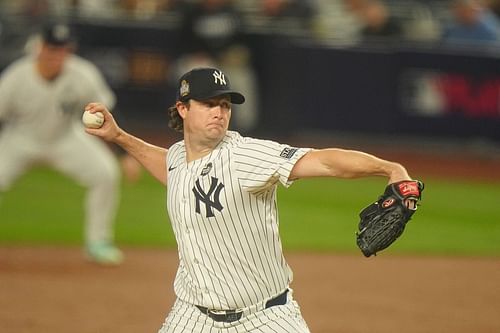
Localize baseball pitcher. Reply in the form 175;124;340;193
84;67;421;331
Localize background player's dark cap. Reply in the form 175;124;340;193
42;22;74;46
176;67;245;105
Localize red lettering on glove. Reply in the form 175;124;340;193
398;181;420;197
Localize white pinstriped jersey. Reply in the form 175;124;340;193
166;131;311;310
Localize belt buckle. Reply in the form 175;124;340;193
208;309;243;323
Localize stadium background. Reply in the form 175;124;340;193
1;1;499;332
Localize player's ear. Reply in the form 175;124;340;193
176;101;188;119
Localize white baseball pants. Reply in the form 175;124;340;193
0;127;119;244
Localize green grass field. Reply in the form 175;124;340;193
1;167;499;256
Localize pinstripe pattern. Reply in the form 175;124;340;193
163;131;311;331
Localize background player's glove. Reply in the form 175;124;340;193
356;180;424;257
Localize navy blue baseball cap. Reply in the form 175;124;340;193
176;68;245;104
42;22;74;46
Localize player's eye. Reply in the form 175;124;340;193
203;101;217;108
203;100;230;110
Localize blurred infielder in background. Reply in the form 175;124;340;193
85;67;414;331
0;22;140;265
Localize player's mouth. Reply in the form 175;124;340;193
207;122;224;129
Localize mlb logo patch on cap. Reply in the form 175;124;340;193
180;80;190;97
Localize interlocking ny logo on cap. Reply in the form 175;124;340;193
212;71;226;85
53;24;70;41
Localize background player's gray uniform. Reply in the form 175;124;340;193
159;131;311;332
0;54;120;246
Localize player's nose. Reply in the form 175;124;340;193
211;105;224;118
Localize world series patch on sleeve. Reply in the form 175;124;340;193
356;180;424;257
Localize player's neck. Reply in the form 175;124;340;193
183;134;222;163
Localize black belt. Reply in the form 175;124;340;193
196;289;289;323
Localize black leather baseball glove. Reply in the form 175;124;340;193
356;180;424;257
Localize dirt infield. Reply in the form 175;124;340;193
1;247;499;333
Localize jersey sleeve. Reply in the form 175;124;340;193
233;137;311;192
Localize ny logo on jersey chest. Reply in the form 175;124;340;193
192;177;224;217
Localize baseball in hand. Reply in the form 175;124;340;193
82;110;104;129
